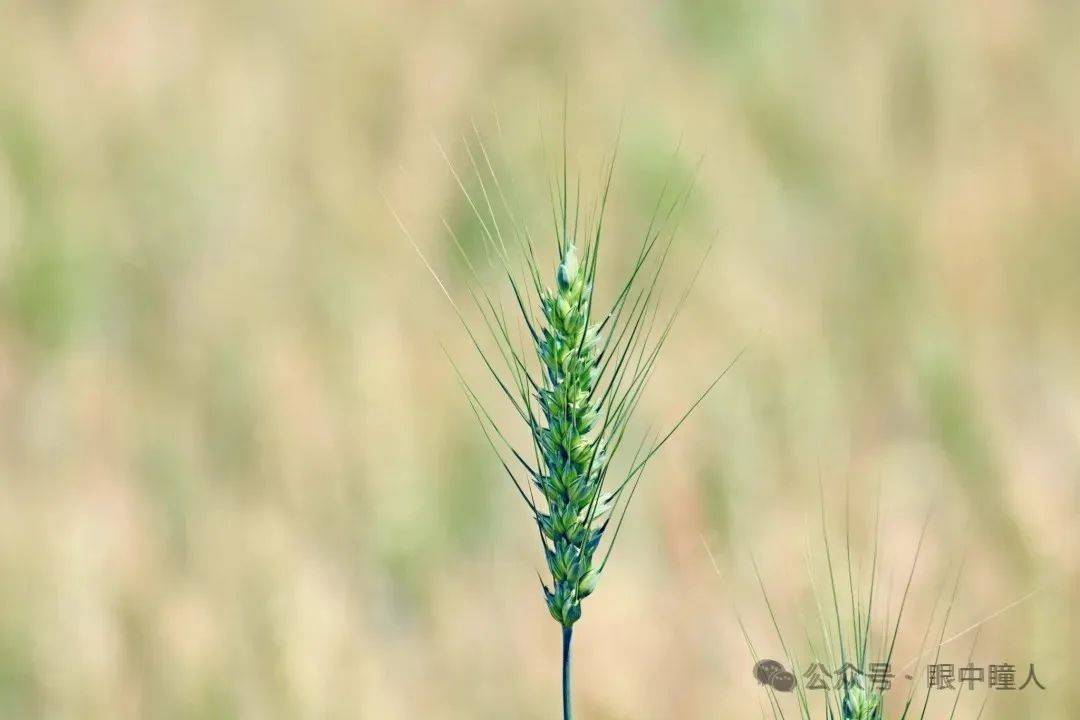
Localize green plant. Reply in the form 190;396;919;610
400;127;735;719
727;487;991;720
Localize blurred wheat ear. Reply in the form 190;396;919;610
394;121;737;720
731;485;989;720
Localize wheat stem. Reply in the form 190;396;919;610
562;625;573;720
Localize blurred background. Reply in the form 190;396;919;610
1;0;1078;718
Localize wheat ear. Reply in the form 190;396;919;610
413;124;732;719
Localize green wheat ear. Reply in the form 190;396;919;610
536;242;601;627
726;481;992;720
395;122;737;720
843;679;883;720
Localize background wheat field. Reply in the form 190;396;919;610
1;1;1078;718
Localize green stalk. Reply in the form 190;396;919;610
562;625;573;720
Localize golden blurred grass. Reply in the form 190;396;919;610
0;0;1078;718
